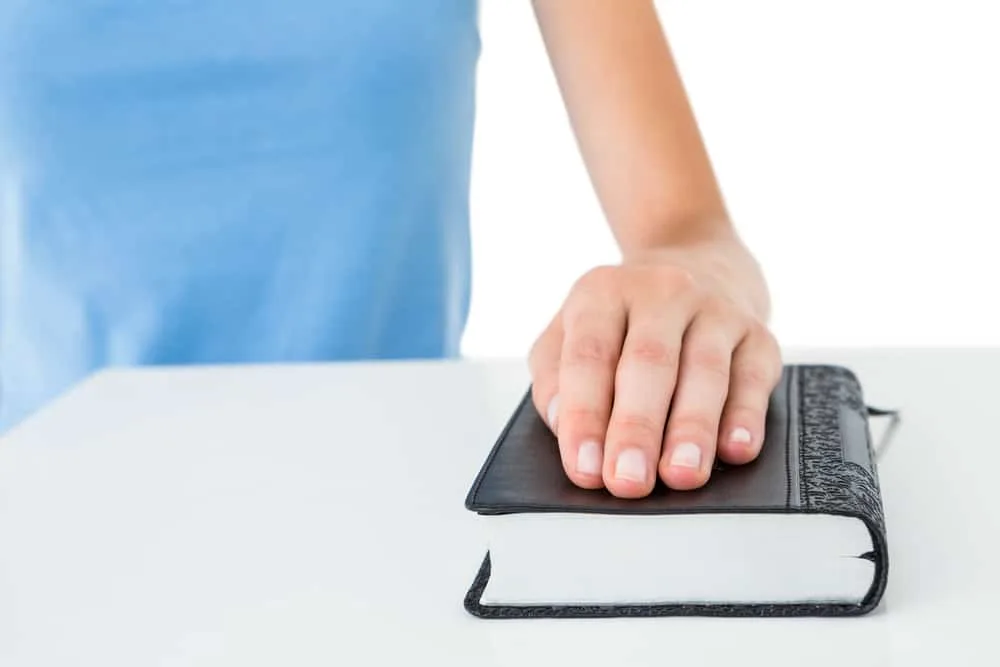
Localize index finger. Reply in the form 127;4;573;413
556;288;626;490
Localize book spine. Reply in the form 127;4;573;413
797;364;889;612
798;365;886;535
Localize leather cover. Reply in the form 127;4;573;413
463;364;889;618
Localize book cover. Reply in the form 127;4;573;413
464;364;890;618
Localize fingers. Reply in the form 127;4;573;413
555;269;627;489
600;299;691;498
528;313;564;432
658;308;747;490
716;326;783;465
525;263;782;498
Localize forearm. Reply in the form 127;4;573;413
533;0;730;256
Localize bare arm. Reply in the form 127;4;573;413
532;0;729;254
527;1;781;498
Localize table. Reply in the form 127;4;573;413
1;348;997;666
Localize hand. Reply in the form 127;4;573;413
528;230;782;498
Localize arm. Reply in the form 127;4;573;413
532;0;728;254
528;0;782;497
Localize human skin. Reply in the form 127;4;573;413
529;0;782;498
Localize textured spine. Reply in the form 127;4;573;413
797;364;888;611
797;364;885;533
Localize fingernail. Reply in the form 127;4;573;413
576;440;602;476
614;448;647;483
546;394;560;431
730;427;752;447
670;442;702;469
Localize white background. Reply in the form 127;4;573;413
462;0;1000;358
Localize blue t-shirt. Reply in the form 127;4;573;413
0;1;480;431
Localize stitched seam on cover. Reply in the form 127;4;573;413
799;366;809;511
784;366;793;509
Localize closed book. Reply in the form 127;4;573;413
463;364;890;618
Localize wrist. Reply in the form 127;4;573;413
618;209;735;262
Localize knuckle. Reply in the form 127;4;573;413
668;412;718;442
702;297;746;328
733;361;778;391
735;327;783;389
564;334;617;366
609;412;664;445
561;305;597;333
685;343;732;378
745;317;769;338
572;265;620;297
622;338;679;368
700;294;730;313
656;264;697;288
558;404;607;437
748;320;779;351
647;265;700;298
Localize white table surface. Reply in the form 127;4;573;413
1;347;997;666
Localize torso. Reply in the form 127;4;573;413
0;0;481;430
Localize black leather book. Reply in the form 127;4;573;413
463;364;890;618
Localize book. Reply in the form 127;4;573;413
463;364;890;618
